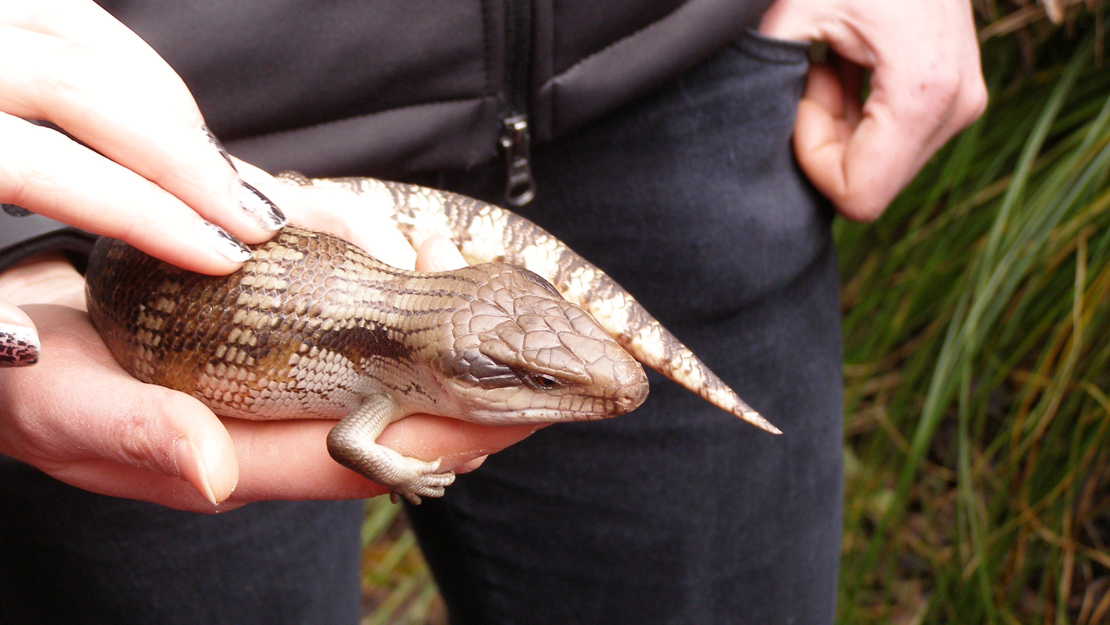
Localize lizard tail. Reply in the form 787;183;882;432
565;270;781;435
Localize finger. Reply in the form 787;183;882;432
41;391;240;507
219;415;539;504
830;56;865;128
0;301;38;367
242;166;420;270
793;64;859;209
0;20;283;240
0;16;286;252
796;62;857;140
0;305;239;504
798;54;984;222
41;458;223;511
0;114;256;273
794;59;931;222
456;455;490;473
4;0;169;56
415;236;468;272
379;416;539;470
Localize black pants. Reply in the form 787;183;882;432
0;33;841;625
409;33;843;625
0;472;364;624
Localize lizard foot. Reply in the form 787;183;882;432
327;394;457;503
387;459;457;504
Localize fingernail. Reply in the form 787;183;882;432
0;323;39;367
198;220;253;263
200;124;237;172
438;450;492;474
2;204;32;217
456;454;489;474
175;438;218;505
237;181;286;231
200;124;286;232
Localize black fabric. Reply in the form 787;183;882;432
97;0;504;177
405;33;842;625
0;212;97;273
0;455;364;625
532;0;774;141
0;231;97;274
96;0;774;177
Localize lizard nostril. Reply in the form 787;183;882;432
615;378;649;413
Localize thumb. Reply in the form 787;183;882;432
52;387;241;506
0;300;40;366
792;61;908;222
2;304;239;504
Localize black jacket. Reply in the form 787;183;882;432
99;0;773;182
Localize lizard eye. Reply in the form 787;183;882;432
521;371;566;391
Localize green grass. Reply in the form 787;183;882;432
360;5;1110;624
838;13;1110;623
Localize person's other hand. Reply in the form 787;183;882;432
760;0;988;221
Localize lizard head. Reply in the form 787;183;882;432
437;263;648;424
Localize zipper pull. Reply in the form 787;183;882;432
500;114;536;207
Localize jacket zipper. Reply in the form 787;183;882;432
500;0;536;207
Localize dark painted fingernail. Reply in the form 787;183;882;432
198;220;253;263
2;204;33;217
200;124;237;172
237;181;286;231
200;124;285;232
0;324;39;367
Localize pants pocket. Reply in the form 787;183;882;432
434;30;833;322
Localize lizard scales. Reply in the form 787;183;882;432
85;176;777;502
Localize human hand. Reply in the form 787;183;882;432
0;0;288;370
0;174;537;512
0;0;285;272
760;0;988;221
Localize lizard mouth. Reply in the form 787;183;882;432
460;392;646;425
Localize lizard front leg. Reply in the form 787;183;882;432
326;394;456;504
